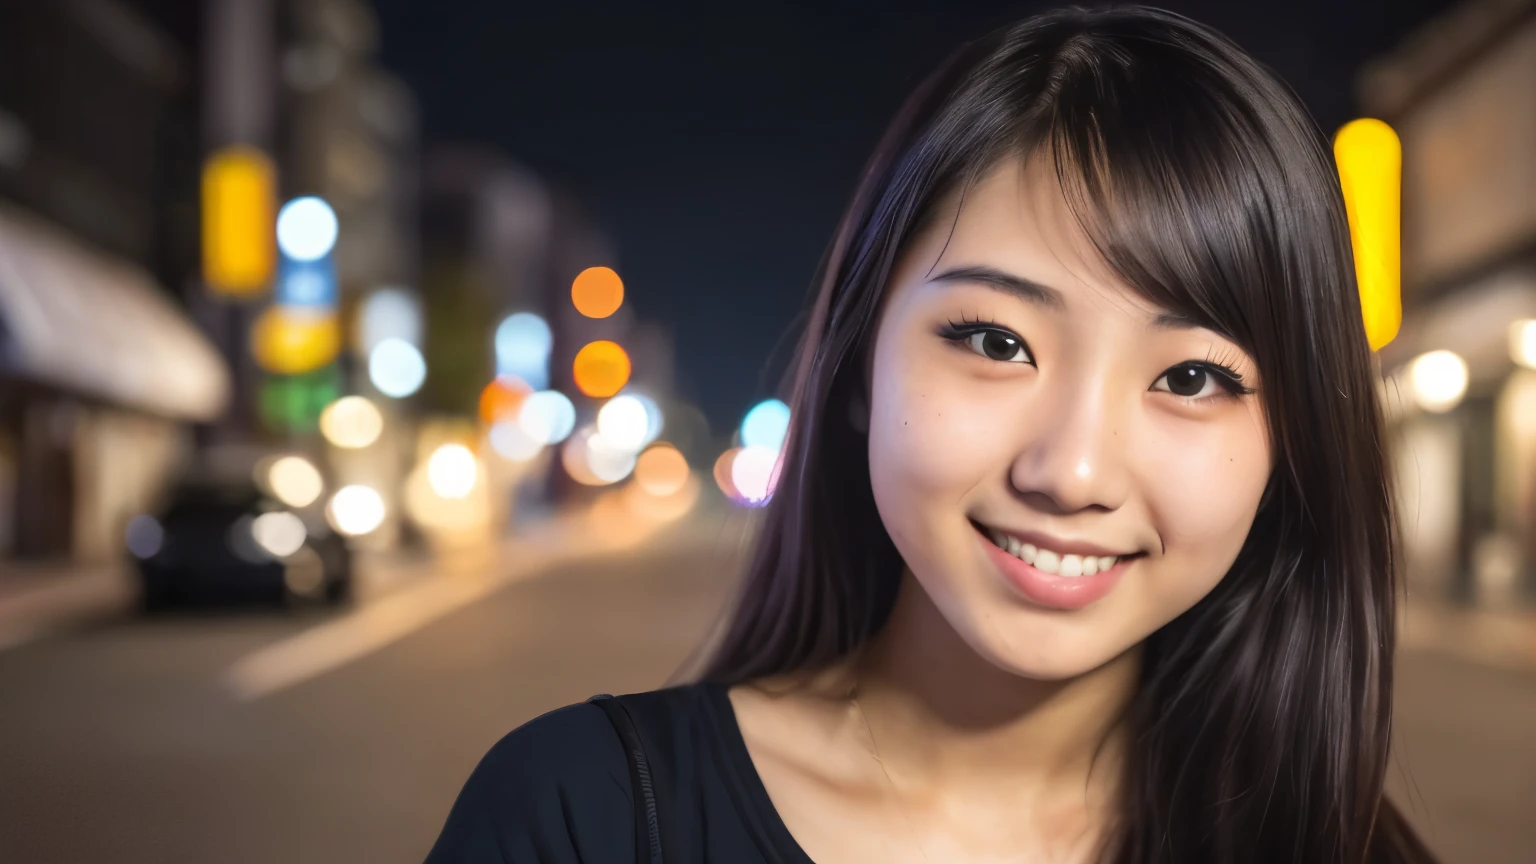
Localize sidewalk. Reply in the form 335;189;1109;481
0;559;136;652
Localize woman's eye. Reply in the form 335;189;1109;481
1153;363;1229;399
963;330;1032;364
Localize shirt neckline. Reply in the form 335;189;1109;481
699;680;820;864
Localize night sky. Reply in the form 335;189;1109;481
372;0;1455;431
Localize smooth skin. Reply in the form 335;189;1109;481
729;156;1274;863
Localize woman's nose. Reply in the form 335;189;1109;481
1007;374;1131;515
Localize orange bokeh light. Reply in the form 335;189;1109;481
572;266;624;319
573;340;631;397
635;443;689;497
478;375;532;425
713;447;742;499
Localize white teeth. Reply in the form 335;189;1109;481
986;527;1127;577
1033;548;1061;575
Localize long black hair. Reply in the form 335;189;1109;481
698;6;1437;863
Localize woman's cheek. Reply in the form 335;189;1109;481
870;361;1007;498
1137;416;1269;566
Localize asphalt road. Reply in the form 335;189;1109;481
0;516;1529;863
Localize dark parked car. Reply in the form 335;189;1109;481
127;480;352;611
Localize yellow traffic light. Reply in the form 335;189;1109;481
202;146;276;296
1334;119;1401;352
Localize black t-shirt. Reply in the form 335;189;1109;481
423;681;814;863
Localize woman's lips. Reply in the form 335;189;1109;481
975;523;1134;611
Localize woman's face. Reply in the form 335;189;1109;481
865;158;1273;681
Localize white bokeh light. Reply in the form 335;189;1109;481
517;390;576;445
251;511;306;558
627;392;665;448
327;485;385;536
268;455;323;508
319;396;383;449
490;420;543;461
276;196;338;262
427;444;478;499
369;337;427;398
597;395;650;453
587;433;638;483
1408;350;1469;414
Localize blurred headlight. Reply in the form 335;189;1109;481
252;511;307;558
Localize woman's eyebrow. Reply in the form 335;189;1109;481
930;265;1206;333
927;265;1065;311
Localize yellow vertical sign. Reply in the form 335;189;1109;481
1334;119;1402;352
202;146;276;296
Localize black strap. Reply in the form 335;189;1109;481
589;694;665;864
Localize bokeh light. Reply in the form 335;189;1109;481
427;444;479;499
741;399;791;451
635;443;689;497
369;337;427;398
597;394;650;452
572;266;624;319
268;455;323;508
573;340;631;397
518;390;577;445
252;306;340;375
489;420;543;461
251;511;306;558
561;427;605;486
201;146;275;295
731;444;781;504
327;485;385;536
1510;320;1536;370
1408;350;1469;413
125;514;164;559
1333;119;1401;351
587;433;638;483
626;391;665;448
479;376;532;425
276;196;338;262
319;396;383;449
713;447;742;500
495;312;552;388
357;287;421;354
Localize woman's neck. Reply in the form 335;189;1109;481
847;567;1140;804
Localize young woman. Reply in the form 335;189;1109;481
426;6;1440;863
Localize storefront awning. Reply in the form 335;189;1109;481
0;203;229;421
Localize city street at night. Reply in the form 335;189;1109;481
0;508;1533;864
3;1;1535;862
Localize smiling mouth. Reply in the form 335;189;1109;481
972;520;1145;578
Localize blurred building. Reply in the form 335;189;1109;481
1365;0;1536;606
0;2;228;565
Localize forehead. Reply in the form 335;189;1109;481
909;156;1164;321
